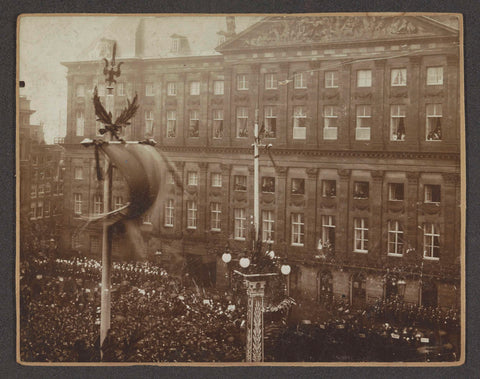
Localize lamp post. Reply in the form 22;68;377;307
221;110;291;362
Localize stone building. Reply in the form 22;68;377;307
60;15;461;308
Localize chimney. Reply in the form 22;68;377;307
226;16;236;37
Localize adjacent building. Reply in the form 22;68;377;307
60;15;462;308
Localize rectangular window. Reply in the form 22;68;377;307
391;68;407;86
74;166;83;180
145;82;154;96
114;196;123;210
36;201;43;219
167;82;177;96
323;105;338;140
117;82;125;96
427;67;443;85
210;202;222;231
291;213;305;246
38;184;44;197
390;104;406;141
424;184;441;203
426;104;442;141
167;110;176;138
423;223;440;260
211;173;222;187
321;215;336;249
31;185;37;198
213;109;224;139
291;178;305;195
356;105;371;140
45;183;51;195
325;71;339;88
265;73;278;90
234;208;246;240
76;111;85;136
389;183;404;201
236;107;248;138
262;210;275;242
262;177;275;193
187;200;197;229
30;202;36;220
94;194;103;215
189;110;200;137
74;193;82;215
171;38;179;52
293;106;307;139
234;175;247;191
167;171;175;185
294;72;306;89
91;236;101;254
354;218;369;253
145;110;154;135
165;199;174;227
76;84;85;97
388;220;404;256
353;181;369;199
264;106;277;138
143;213;152;225
187;171;198;186
190;81;200;96
237;74;249;90
214;80;224;95
357;70;372;87
322;180;336;197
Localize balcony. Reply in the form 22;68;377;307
355;127;370;141
293;127;306;140
323;127;337;140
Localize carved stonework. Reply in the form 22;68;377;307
245;280;266;362
420;203;441;216
264;93;279;102
354;91;373;100
187;97;201;106
320;198;337;209
185;186;198;195
388;201;405;214
390;89;408;98
292;92;308;101
174;161;185;170
220;164;231;172
211;97;223;105
210;187;222;197
275;166;288;176
166;98;177;107
290;195;305;207
198;162;208;171
425;88;445;97
234;94;249;102
233;191;248;203
406;172;420;182
238;16;426;48
371;170;384;180
261;193;275;205
337;169;351;179
323;91;340;100
305;167;318;179
442;173;460;185
353;199;370;211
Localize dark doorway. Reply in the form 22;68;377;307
351;272;366;309
317;270;333;304
422;280;438;307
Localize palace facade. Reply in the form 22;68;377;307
60;15;462;309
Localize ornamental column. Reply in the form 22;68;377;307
245;279;266;362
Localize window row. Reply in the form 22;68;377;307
29;200;58;220
103;104;443;141
30;183;63;197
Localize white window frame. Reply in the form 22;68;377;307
323;105;338;140
322;180;336;197
76;111;85;136
321;215;336;247
234;208;246;240
165;199;174;227
426;104;442;141
293;106;307;139
31;184;37;198
264;106;277;138
325;71;339;88
423;223;440;260
355;105;371;140
391;68;407;86
424;184;441;204
354;218;369;253
234;175;247;191
357;70;372;87
30;202;36;220
291;178;305;195
426;66;444;86
388;220;404;256
262;210;275;242
189;110;200;138
74;193;82;215
390;104;406;141
210;202;222;231
145;110;154;135
167;82;177;96
114;196;123;210
171;38;179;52
145;82;154;97
187;200;197;229
93;194;103;215
167;110;176;138
353;181;369;199
187;171;198;186
213;109;224;139
294;72;306;89
291;213;305;246
237;74;249;90
190;81;200;96
211;173;222;187
388;183;404;201
36;201;43;219
265;73;278;90
261;176;275;193
236;107;248;138
214;80;224;95
74;166;83;180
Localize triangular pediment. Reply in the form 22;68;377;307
217;15;458;51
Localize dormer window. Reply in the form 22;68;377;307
171;38;179;53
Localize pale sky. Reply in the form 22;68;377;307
19;16;115;143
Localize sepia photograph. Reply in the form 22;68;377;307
17;13;464;365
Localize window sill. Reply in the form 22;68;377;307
387;253;403;257
210;229;221;233
423;256;440;261
424;201;440;205
234;237;246;241
187;227;197;230
291;243;304;247
354;250;368;254
164;224;174;228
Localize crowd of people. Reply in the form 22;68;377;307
20;252;460;362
